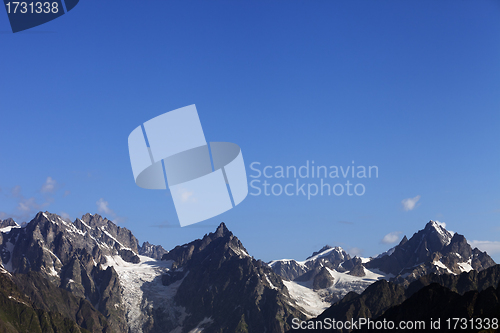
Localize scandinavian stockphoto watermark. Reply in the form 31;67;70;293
249;161;378;199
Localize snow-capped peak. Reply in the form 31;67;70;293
303;246;345;263
427;220;452;246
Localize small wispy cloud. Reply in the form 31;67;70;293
11;185;50;217
338;220;354;225
96;198;115;216
18;197;41;212
1;178;66;223
181;190;194;202
468;240;500;255
433;220;455;235
11;185;22;197
381;231;402;244
41;176;57;193
348;247;364;257
59;211;71;222
177;188;197;203
434;220;446;229
96;198;125;224
402;195;421;211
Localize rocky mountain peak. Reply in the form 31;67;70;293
138;241;168;260
366;220;494;282
80;213;108;228
214;222;231;238
163;222;248;269
0;218;18;228
307;245;333;259
424;220;453;246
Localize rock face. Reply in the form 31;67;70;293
161;222;306;333
0;218;18;228
0;271;96;333
0;213;306;333
0;213;497;333
11;271;112;333
270;220;496;319
138;241;168;260
269;246;385;307
269;246;358;281
269;259;309;281
313;267;335;290
371;283;500;333
0;212;164;333
288;264;500;332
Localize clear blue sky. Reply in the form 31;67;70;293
1;0;499;262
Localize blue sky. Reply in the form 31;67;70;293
1;0;499;262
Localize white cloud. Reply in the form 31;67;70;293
18;197;40;212
96;198;124;224
402;195;421;211
96;198;115;216
433;220;455;235
434;220;446;229
348;247;364;257
41;177;57;193
181;190;194;202
178;188;197;203
59;211;71;222
381;231;402;244
11;185;22;197
468;240;500;255
2;181;58;223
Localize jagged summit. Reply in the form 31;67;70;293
0;218;17;228
307;245;333;259
424;220;453;245
162;222;248;268
138;241;168;260
366;220;494;282
399;235;408;246
214;221;231;238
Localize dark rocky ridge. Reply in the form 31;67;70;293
287;264;500;332
161;222;307;333
366;282;500;333
0;218;18;228
0;212;165;333
0;270;99;333
138;241;168;260
0;212;128;332
0;213;497;333
270;246;362;282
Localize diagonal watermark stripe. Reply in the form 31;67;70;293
128;105;248;227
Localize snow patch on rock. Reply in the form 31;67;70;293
104;255;188;333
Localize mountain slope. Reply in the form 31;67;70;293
0;270;94;333
0;213;496;333
269;246;389;310
162;222;306;333
287;264;500;332
364;283;500;333
0;212;169;333
272;220;495;317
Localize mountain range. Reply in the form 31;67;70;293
0;212;496;332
